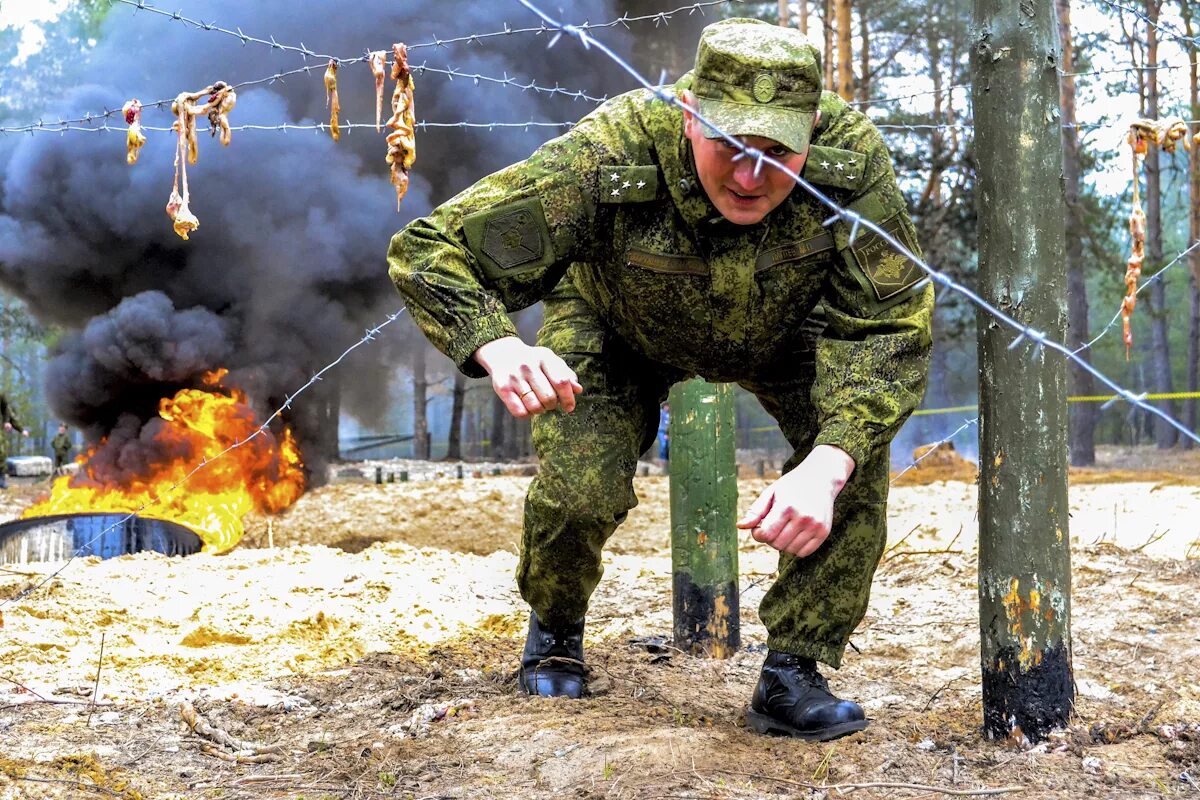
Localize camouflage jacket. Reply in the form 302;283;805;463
0;394;21;434
388;84;933;465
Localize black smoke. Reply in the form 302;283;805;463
0;0;631;482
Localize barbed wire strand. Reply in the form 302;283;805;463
890;238;1200;480
1092;0;1199;48
0;57;610;137
889;417;980;485
111;0;740;59
0;120;575;136
0;308;408;608
1072;239;1200;356
514;0;1200;450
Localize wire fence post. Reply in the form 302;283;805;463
668;379;740;658
972;0;1074;744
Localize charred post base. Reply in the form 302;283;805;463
672;573;740;658
982;642;1074;742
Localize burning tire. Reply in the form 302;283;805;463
0;513;202;565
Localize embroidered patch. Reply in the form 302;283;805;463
802;145;867;192
463;197;556;280
598;165;659;203
753;73;777;104
848;214;924;303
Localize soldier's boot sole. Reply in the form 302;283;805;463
745;708;868;742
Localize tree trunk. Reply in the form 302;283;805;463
411;345;430;460
490;394;508;459
857;6;870;103
779;0;790;26
971;0;1074;743
800;0;808;34
1183;0;1200;446
446;371;466;460
1058;0;1097;466
823;0;835;92
836;0;854;100
1143;0;1178;447
1189;286;1199;439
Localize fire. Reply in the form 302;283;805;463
23;372;305;553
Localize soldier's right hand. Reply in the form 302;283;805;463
473;336;583;419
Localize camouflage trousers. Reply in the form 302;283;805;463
517;281;891;669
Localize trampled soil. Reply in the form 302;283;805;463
0;445;1197;799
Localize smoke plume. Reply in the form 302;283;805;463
0;0;628;481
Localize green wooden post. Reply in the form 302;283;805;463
668;379;740;658
972;0;1074;742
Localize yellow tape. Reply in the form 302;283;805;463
742;392;1200;429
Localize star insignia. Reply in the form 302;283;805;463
820;160;831;169
847;173;857;180
848;158;858;167
610;188;621;196
834;162;845;171
636;180;646;189
622;181;631;189
610;172;620;182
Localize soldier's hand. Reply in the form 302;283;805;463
2;422;10;431
737;445;855;557
473;336;583;419
21;430;29;437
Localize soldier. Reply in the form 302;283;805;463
52;423;73;472
0;392;30;490
388;18;932;741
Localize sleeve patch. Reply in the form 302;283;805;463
848;214;925;303
463;197;557;281
802;145;868;192
598;165;659;203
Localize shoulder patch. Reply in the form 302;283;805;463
599;165;659;203
803;145;868;192
847;213;926;309
463;197;557;281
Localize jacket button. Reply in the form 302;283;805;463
678;179;691;192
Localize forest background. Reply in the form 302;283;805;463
0;0;1191;471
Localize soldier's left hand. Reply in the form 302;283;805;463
736;445;855;557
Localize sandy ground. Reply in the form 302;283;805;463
0;446;1197;799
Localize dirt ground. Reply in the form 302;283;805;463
1;445;1198;799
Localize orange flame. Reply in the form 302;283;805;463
22;372;304;553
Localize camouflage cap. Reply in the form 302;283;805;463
691;17;823;155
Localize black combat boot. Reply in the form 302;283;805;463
746;650;868;741
518;611;585;699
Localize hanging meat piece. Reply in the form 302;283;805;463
165;82;230;240
324;59;341;142
123;99;146;165
206;83;237;147
370;51;387;132
385;43;416;210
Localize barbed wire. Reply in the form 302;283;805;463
0;120;575;136
1072;239;1200;356
1092;0;1199;48
516;0;1200;450
0;56;609;137
889;417;979;485
0;308;408;608
111;0;739;59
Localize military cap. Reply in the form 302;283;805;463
691;17;823;155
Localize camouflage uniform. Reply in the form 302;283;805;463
52;431;73;470
0;394;23;488
388;20;932;669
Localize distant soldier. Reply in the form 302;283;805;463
52;423;73;472
0;392;30;490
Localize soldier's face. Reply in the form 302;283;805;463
683;107;812;226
